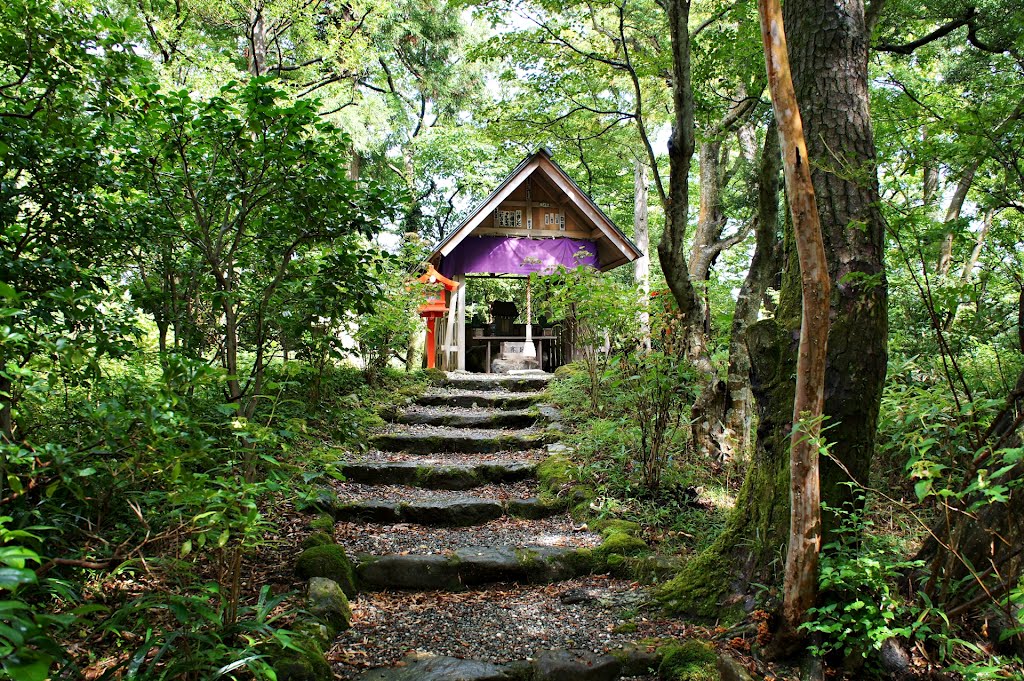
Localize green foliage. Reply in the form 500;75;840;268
99;583;299;680
534;267;641;411
801;499;921;660
355;264;425;385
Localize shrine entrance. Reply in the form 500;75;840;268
421;149;641;373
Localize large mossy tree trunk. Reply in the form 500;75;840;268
660;0;887;617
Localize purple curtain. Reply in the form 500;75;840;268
439;236;598;277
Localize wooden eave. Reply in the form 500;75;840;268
430;149;641;273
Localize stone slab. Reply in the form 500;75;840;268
352;654;519;681
369;429;555;455
416;392;542;409
338;460;536;489
356;545;585;591
396;408;537;429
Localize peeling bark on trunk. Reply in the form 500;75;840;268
634;162;652;348
759;0;831;633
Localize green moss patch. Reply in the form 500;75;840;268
295;544;356;596
300;531;334;550
536;454;576;494
273;645;333;681
657;640;718;681
596;532;648;558
308;513;336;532
594;519;642;537
656;548;741;622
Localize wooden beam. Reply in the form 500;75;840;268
475;227;593;239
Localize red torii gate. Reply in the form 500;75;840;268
416;264;459;369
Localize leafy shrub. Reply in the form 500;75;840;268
801;499;920;660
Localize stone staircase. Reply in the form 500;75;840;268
319;372;674;680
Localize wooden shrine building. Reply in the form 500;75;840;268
424;148;641;372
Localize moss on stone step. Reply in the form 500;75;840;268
536;454;576;494
595;532;648;558
295;544;357;596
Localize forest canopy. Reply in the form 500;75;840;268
2;0;1024;678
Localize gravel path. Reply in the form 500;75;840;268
334;481;540;502
328;575;690;679
335;514;599;555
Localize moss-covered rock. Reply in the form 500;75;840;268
536;454;576;494
300;532;334;550
562;547;597;575
295;486;339;515
424;367;446;384
308;513;336;533
594;519;641;537
306;576;352;634
596;532;649;558
657;640;718;681
273;629;333;681
295;544;356;596
273;647;333;681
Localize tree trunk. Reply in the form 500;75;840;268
690;139;727;284
937;163;978;277
634;161;652;349
780;0;886;540
660;0;887;616
960;209;992;282
247;5;267;77
725;125;782;461
657;0;709;371
759;0;831;633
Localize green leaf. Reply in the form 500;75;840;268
0;568;37;589
2;654;53;681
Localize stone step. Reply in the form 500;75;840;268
440;372;551;392
355;545;588;591
338;460;536;489
395;407;537;429
334;496;561;526
369;427;555;455
415;391;543;409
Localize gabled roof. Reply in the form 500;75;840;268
429;149;641;273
